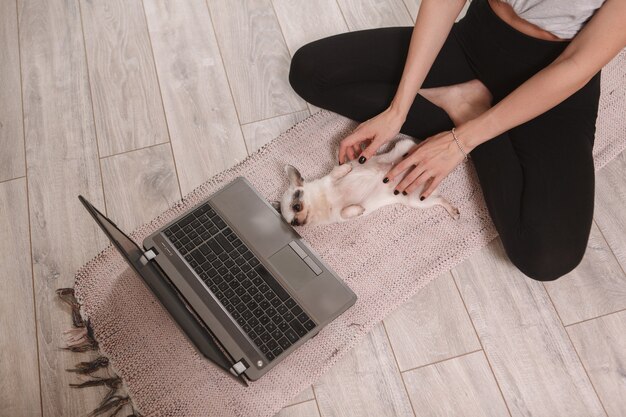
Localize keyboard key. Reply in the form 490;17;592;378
270;297;281;307
243;251;254;261
285;299;296;309
260;332;272;343
297;312;309;323
255;265;291;301
179;215;194;227
285;329;299;344
259;345;269;354
291;305;303;316
271;329;282;340
199;244;211;255
216;234;234;252
265;351;275;361
249;258;260;267
271;346;283;357
278;337;291;350
290;319;308;337
303;320;316;331
207;239;223;254
267;339;278;350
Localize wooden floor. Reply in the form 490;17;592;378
1;0;624;416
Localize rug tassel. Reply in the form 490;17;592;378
66;356;109;375
86;395;129;417
56;287;85;328
70;376;121;390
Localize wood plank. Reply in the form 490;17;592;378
336;0;413;30
402;351;510;417
543;222;626;326
241;110;310;153
453;238;606;417
383;272;480;371
0;178;41;417
18;0;110;415
594;151;626;276
80;0;169;157
275;399;321;417
567;310;626;417
285;387;315;407
208;0;307;124
312;322;414;417
143;0;247;195
0;0;25;182
272;0;348;55
100;143;180;232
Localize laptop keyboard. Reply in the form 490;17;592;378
162;202;316;363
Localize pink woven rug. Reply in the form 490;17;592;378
73;51;625;417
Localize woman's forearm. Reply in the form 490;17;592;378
390;0;467;120
456;0;626;151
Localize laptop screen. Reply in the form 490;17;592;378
77;196;243;383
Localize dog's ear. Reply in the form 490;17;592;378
270;200;281;213
284;164;304;187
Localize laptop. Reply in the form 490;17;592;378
79;176;356;384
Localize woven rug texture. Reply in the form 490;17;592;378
73;50;626;417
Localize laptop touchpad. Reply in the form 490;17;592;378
268;245;316;290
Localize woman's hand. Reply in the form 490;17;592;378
384;130;472;199
338;106;406;164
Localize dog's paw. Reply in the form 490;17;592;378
340;204;365;219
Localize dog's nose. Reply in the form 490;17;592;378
290;219;299;226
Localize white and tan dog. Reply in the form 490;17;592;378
273;138;460;227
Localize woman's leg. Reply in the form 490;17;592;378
469;73;602;281
288;26;478;140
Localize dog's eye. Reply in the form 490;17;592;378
292;203;301;212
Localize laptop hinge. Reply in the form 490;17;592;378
229;358;249;377
139;248;158;266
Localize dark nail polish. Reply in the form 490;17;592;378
420;196;425;201
402;191;407;195
394;190;399;195
402;152;408;157
358;156;366;164
382;177;389;183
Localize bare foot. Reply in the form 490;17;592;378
418;79;493;126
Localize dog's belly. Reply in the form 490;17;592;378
334;160;405;212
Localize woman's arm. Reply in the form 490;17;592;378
455;0;626;153
384;0;626;200
338;0;467;164
389;0;468;119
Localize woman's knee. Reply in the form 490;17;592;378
503;225;589;282
289;43;324;102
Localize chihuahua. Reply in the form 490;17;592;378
273;138;460;226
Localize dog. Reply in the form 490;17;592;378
272;138;460;226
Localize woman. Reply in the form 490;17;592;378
288;0;626;281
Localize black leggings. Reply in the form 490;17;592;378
288;0;602;281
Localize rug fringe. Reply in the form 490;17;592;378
58;287;142;417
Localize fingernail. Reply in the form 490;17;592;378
402;191;407;195
394;190;399;195
402;152;408;157
358;156;366;164
382;177;389;183
420;196;425;201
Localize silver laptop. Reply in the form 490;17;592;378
79;176;356;384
